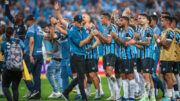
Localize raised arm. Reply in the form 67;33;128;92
54;2;69;28
5;0;15;23
55;24;68;35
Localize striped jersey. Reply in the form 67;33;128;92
102;24;118;56
117;26;136;59
175;29;180;44
135;25;143;58
85;28;99;59
139;26;155;59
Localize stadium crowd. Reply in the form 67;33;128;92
0;0;180;101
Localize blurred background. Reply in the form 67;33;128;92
0;0;180;28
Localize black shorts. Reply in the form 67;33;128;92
121;59;135;73
70;53;86;74
136;58;143;72
85;59;98;73
115;58;122;74
103;54;117;70
0;61;3;73
174;62;180;73
160;61;174;74
142;58;154;73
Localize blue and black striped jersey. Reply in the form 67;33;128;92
102;24;118;56
85;28;99;59
117;26;136;59
139;26;155;59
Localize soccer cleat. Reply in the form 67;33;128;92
48;91;62;98
100;90;104;97
23;91;31;98
106;96;116;100
87;91;91;97
150;98;156;101
174;92;180;99
94;95;101;100
128;98;136;101
139;96;149;101
28;90;40;99
94;90;101;100
135;91;144;100
115;94;121;100
171;97;176;101
160;98;170;101
74;94;82;100
117;97;127;101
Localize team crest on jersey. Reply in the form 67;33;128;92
125;69;128;72
163;68;166;71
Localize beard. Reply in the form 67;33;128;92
119;24;125;28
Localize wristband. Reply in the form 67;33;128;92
157;39;160;43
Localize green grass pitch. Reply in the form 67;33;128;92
0;77;163;101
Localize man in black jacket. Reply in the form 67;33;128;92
5;0;26;41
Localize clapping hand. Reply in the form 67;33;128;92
111;32;117;39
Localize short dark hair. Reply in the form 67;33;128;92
162;16;172;23
150;15;158;24
101;12;111;20
120;16;129;23
139;13;151;24
171;16;178;25
161;12;171;16
6;27;14;43
16;12;24;18
25;15;35;22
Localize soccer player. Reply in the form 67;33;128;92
82;13;104;99
93;13;120;100
130;14;156;101
171;17;180;99
133;14;145;99
150;15;165;97
157;16;176;100
150;15;161;73
111;16;137;101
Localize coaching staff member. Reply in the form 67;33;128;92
61;15;94;101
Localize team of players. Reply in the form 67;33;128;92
60;11;180;101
